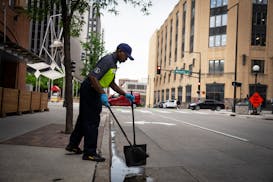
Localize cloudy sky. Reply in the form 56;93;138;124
101;0;179;82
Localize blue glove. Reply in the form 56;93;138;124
100;94;109;106
125;93;135;103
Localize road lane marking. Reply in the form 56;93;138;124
125;120;176;126
159;115;249;142
137;110;153;114
153;110;171;113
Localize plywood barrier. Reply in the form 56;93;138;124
40;93;49;111
30;92;41;112
1;88;19;116
18;90;31;114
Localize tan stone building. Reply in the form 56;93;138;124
146;0;273;110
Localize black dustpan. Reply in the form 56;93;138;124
107;102;148;167
123;95;148;166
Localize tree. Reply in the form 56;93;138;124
28;0;152;133
81;32;105;77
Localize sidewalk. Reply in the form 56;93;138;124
217;109;273;120
0;102;111;182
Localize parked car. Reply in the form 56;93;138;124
158;101;165;108
163;100;177;108
188;99;225;111
153;101;166;108
108;92;141;107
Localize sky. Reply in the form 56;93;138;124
101;0;179;83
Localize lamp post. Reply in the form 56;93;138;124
185;51;201;101
252;64;260;115
228;2;239;113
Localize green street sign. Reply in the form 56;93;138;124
174;69;191;75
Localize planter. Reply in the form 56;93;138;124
1;88;19;116
18;90;31;114
30;92;41;112
40;93;49;111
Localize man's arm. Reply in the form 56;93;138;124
110;82;126;95
88;75;105;94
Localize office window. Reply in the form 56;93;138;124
209;0;227;47
251;2;267;46
178;86;183;102
186;85;192;103
171;88;175;99
206;84;224;101
161;90;165;101
209;59;224;73
166;89;169;100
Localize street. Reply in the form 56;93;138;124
110;107;273;182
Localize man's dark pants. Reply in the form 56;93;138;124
68;78;102;155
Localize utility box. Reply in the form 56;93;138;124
236;103;249;115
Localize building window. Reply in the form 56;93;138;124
251;1;267;46
206;84;224;101
161;89;164;101
181;2;187;58
209;59;224;73
186;85;192;103
178;86;183;103
251;60;264;73
171;88;175;100
166;89;169;100
190;0;195;52
209;0;227;47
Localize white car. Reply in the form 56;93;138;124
163;100;177;108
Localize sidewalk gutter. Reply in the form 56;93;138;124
93;109;111;182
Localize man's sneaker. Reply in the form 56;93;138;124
82;153;105;162
65;144;83;154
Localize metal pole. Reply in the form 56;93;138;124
198;53;201;101
252;73;258;114
232;3;239;113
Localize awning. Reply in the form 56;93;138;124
0;42;46;63
40;70;64;80
27;62;51;70
27;62;64;80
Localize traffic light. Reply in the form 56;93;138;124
71;61;76;73
156;66;161;74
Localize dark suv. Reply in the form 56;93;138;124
188;99;225;111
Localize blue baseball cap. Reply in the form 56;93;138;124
117;43;134;60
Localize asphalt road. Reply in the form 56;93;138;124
110;107;273;182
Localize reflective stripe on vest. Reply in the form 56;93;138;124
99;68;116;88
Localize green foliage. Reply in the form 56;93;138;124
81;32;105;76
93;0;152;15
26;73;49;91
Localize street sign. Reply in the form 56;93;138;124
249;92;263;108
174;69;191;75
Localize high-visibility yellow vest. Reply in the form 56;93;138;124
99;68;116;88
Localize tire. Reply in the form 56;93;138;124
216;106;221;111
195;105;200;110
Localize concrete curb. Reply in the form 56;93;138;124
93;109;111;182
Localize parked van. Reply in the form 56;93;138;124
108;92;141;107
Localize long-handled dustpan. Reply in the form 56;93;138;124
107;104;149;167
123;95;149;166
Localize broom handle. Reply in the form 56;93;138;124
107;106;133;146
131;91;136;145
